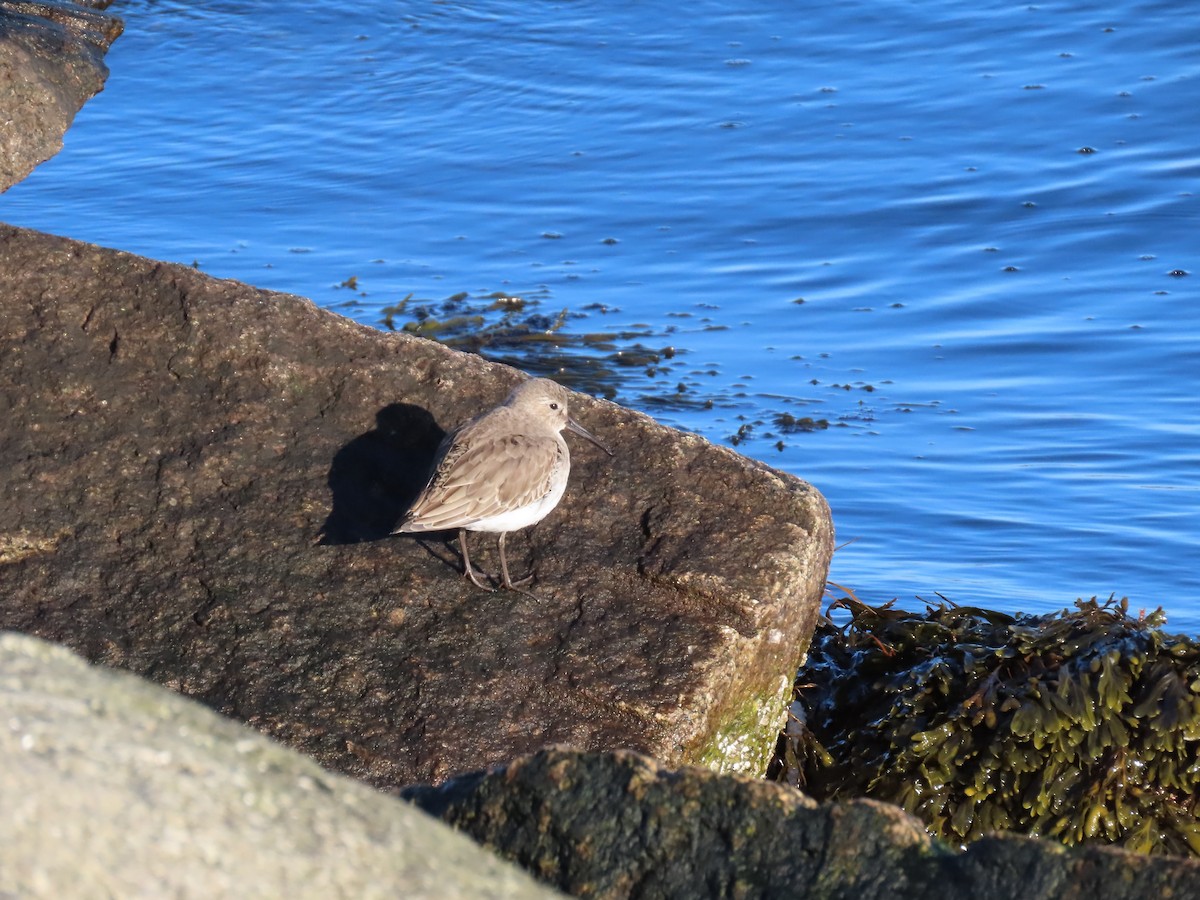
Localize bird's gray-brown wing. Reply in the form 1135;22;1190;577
398;424;563;532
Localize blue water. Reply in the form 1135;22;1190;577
5;0;1199;628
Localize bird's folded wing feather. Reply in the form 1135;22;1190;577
401;430;561;531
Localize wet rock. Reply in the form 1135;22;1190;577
405;747;939;899
0;0;122;191
0;223;833;789
404;746;1200;900
0;631;559;899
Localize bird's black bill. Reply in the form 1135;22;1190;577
567;417;614;456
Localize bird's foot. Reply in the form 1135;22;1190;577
463;563;496;593
500;568;539;599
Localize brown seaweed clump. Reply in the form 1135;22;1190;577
376;291;673;402
770;592;1200;856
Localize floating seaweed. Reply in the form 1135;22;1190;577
770;588;1200;856
377;289;890;437
378;290;683;403
774;412;830;432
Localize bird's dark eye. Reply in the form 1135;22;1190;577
549;402;560;410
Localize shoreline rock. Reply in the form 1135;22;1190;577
0;223;833;787
0;631;559;899
0;0;122;191
406;745;1200;900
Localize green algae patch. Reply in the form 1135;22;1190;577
695;675;794;777
772;594;1200;856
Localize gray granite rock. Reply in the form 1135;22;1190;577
0;0;122;191
406;746;1200;900
0;223;833;788
0;631;560;899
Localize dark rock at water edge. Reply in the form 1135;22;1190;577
405;746;1200;900
0;223;833;788
0;631;558;898
0;0;122;191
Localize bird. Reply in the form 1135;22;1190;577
394;377;612;594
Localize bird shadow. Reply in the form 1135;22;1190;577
317;403;445;545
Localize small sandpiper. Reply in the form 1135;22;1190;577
394;377;612;594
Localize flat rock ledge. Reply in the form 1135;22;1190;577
406;746;1200;900
0;632;558;899
0;223;834;787
0;0;122;191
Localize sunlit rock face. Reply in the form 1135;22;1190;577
0;0;122;192
0;223;832;788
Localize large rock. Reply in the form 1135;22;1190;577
0;631;559;898
0;223;834;787
0;0;122;191
405;746;1200;900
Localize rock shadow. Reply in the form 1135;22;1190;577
318;403;444;545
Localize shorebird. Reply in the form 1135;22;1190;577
394;377;612;594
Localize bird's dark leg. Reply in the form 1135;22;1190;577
459;528;495;592
497;532;537;594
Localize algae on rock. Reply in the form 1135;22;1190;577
773;594;1200;856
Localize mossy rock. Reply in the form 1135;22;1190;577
771;595;1200;856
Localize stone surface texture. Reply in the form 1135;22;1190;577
0;632;559;899
0;223;834;788
0;0;121;191
406;746;1200;900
